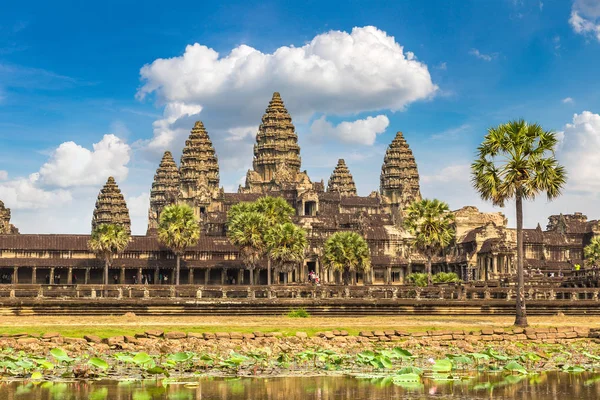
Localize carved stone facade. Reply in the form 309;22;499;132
327;159;357;196
147;151;179;234
0;201;18;234
91;177;131;233
179;121;221;218
1;91;598;287
241;92;311;194
380;131;422;220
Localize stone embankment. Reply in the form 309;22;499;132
1;326;597;356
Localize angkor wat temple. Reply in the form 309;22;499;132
0;93;597;286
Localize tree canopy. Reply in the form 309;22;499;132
322;231;371;285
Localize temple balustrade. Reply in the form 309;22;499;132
0;283;599;302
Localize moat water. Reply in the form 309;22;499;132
1;372;598;399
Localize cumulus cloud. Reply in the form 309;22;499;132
137;26;437;155
570;0;600;41
39;134;131;188
468;48;497;61
310;115;389;145
126;192;150;234
0;173;72;209
421;164;471;184
562;97;574;104
557;111;600;192
0;170;7;180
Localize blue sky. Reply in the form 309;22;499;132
1;0;600;234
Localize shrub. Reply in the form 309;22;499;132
406;273;428;287
432;272;461;284
287;308;310;318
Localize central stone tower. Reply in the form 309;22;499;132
380;131;421;221
241;92;310;193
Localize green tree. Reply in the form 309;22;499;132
472;119;566;327
584;236;600;267
227;211;268;285
158;204;200;285
322;231;371;285
406;272;428;287
253;196;295;225
433;272;461;284
88;224;130;285
403;199;455;286
265;222;308;284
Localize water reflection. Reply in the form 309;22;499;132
0;372;599;399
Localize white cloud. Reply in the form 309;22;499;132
436;62;447;70
0;173;72;210
137;26;437;155
39;134;131;188
310;115;389;145
126;192;150;234
557;111;600;192
570;0;600;41
430;124;471;140
469;48;497;61
0;170;7;180
422;164;471;184
562;97;574;104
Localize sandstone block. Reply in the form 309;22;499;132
481;328;494;335
253;332;265;337
203;333;216;340
105;336;124;346
340;330;349;336
17;338;39;344
395;330;410;336
384;330;396;336
296;332;308;339
242;333;256;340
265;332;283;338
41;332;60;339
229;332;243;340
187;332;203;339
145;330;163;338
64;337;87;344
124;335;138;343
165;331;186;340
84;335;102;343
373;331;386;337
359;331;373;337
214;332;230;339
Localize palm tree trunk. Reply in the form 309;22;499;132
104;256;109;285
427;253;433;286
176;255;181;286
249;268;254;286
515;193;528;327
267;259;271;286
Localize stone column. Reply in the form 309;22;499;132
492;256;497;278
170;269;175;285
154;268;159;285
49;268;55;285
12;267;18;284
399;267;405;285
84;268;90;284
221;269;226;285
120;267;125;284
386;266;392;285
31;267;37;284
67;267;73;284
316;258;320;282
189;268;194;285
205;268;209;285
238;269;243;285
137;268;143;284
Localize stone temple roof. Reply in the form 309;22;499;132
148;151;180;232
252;92;301;178
379;131;421;208
91;177;131;233
179;121;220;203
327;159;357;196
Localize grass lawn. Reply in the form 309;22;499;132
0;314;598;339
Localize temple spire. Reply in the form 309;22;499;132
147;151;179;234
91;177;131;233
327;159;357;196
242;92;303;192
179;121;220;214
380;131;421;211
0;200;18;234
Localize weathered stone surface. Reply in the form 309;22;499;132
187;332;203;339
84;335;102;343
147;151;180;233
91;177;131;233
41;332;61;339
379;131;421;212
145;330;164;338
179;121;220;213
165;331;186;340
327;159;357;196
296;332;308;339
64;337;87;344
0;200;18;234
241;92;311;194
215;332;230;339
359;331;374;337
105;336;125;346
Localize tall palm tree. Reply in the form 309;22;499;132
158;204;200;285
227;211;268;285
472;119;566;327
88;223;130;285
254;196;295;225
403;199;455;286
265;222;307;284
322;231;371;285
584;236;600;268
